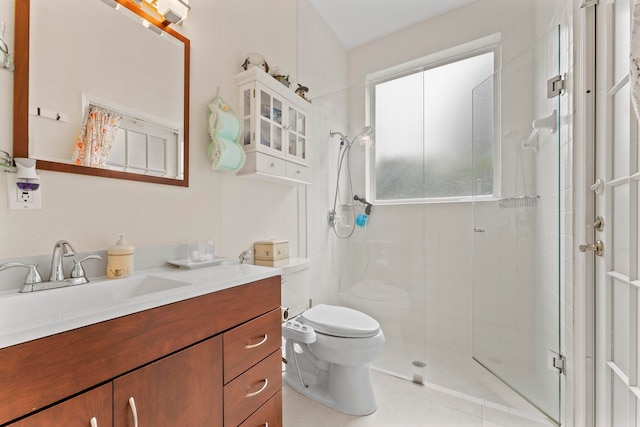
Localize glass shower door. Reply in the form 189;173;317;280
471;27;561;424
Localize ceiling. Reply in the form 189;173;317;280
308;0;476;49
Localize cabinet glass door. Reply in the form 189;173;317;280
259;90;283;155
242;89;251;145
287;107;307;163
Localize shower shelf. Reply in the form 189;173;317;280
498;196;539;208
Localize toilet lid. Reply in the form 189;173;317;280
299;304;380;338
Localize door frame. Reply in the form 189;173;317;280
575;0;597;426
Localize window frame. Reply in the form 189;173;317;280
365;33;502;205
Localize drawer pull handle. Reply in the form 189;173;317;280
245;334;268;349
129;397;139;427
270;162;276;168
90;417;98;427
245;378;269;398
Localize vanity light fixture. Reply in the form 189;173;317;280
155;0;190;24
106;0;189;27
99;0;121;9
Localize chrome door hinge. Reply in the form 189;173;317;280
548;74;566;98
548;350;565;375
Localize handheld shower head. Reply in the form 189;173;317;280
329;126;374;146
352;126;374;145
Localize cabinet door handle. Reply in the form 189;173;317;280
129;397;139;427
245;334;268;349
245;378;269;397
90;417;98;427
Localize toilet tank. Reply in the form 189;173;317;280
280;258;311;318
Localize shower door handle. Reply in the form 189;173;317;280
579;240;604;256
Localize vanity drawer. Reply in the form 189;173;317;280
256;153;286;176
238;390;282;427
285;162;309;183
223;308;282;384
223;350;282;427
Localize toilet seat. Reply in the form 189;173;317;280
299;304;380;338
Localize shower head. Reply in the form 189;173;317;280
329;126;374;146
352;126;374;145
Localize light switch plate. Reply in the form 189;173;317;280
7;173;41;210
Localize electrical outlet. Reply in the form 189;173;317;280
7;174;41;210
19;190;33;203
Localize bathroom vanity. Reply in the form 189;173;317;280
0;266;282;427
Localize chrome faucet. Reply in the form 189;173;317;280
239;250;252;264
50;240;76;282
0;240;102;292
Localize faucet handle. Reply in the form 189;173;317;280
239;250;252;264
71;255;103;283
0;262;43;286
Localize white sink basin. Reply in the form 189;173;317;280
0;275;190;330
0;263;281;349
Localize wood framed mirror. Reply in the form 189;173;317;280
13;0;190;186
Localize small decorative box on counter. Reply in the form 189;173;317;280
254;240;289;267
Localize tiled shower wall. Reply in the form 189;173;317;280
298;0;576;423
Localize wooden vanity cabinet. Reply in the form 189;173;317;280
113;336;222;427
6;384;113;427
0;276;282;427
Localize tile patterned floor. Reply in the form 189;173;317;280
283;369;557;427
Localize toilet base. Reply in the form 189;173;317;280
283;362;378;416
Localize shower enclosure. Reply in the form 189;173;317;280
471;27;562;424
309;24;562;427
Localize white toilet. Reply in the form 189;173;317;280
282;304;385;416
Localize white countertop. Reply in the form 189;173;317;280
0;262;281;349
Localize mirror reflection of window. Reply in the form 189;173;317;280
107;115;182;179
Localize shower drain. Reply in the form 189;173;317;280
412;360;427;368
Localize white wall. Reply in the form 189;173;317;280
297;0;349;306
0;0;300;263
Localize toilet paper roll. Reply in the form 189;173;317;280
208;136;245;171
281;306;290;322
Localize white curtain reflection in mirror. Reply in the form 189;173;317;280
71;106;122;168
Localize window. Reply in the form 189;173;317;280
369;36;499;203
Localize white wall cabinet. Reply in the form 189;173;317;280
235;67;310;185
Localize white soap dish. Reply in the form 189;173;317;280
166;257;227;269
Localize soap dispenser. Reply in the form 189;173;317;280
107;234;135;279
